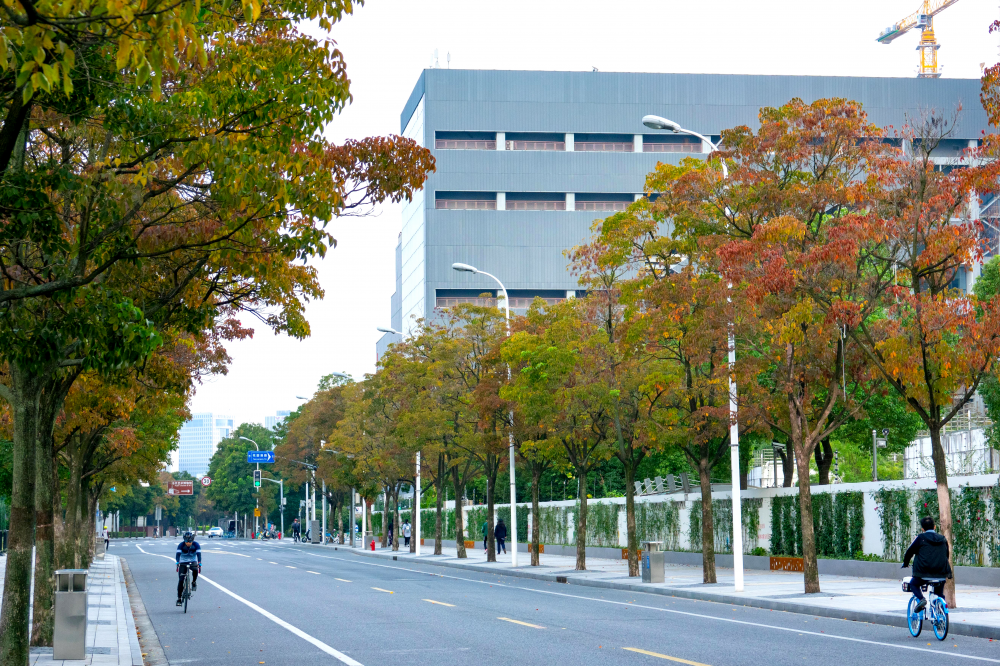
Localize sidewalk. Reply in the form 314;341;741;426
0;553;143;666
335;541;1000;639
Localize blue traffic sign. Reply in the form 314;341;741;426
247;451;275;463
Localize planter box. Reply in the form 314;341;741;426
770;556;804;572
622;548;643;561
464;540;475;549
528;543;544;554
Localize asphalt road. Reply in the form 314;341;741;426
117;538;1000;666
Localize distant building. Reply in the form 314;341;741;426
265;410;291;431
177;412;234;476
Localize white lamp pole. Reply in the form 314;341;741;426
453;262;518;567
641;116;742;592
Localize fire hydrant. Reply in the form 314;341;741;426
370;538;376;551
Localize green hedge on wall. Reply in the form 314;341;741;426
770;491;863;558
635;501;681;551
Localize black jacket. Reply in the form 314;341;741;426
902;530;952;579
494;522;507;539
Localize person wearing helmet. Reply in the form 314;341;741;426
175;531;202;606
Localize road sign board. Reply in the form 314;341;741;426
200;476;212;487
247;451;275;464
167;480;194;496
254;508;261;517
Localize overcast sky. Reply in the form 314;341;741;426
190;0;999;427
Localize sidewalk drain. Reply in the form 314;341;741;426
556;576;568;584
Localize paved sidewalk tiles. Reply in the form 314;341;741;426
0;553;143;666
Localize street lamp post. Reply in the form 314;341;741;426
452;262;519;567
239;436;261;536
642;115;742;592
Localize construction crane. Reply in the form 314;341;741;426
877;0;961;78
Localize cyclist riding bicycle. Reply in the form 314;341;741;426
292;518;301;543
902;516;952;612
175;531;202;606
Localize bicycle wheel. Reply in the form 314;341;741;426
183;570;191;613
907;596;923;637
932;598;949;641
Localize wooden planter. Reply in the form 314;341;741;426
528;543;544;554
621;548;643;560
464;540;475;549
770;556;804;572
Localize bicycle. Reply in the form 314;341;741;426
902;576;949;640
179;564;196;613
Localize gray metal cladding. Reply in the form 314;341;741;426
407;69;988;137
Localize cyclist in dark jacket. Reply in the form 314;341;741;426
902;516;952;611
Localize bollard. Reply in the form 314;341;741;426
54;569;88;660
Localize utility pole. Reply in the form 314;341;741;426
415;451;421;556
322;479;327;544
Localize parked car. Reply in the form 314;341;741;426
207;526;224;538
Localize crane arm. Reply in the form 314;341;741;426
876;0;960;43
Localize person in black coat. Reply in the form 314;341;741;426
494;518;508;555
902;516;953;611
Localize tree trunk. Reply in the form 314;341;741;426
486;465;496;563
0;367;41;666
698;458;717;584
337;499;344;544
380;486;389;548
624;461;639;577
795;449;820;594
531;464;541;566
815;437;834;485
32;386;61;647
452;467;467;559
575;472;588;571
929;426;957;607
392;486;401;552
434;453;444;555
779;448;794;487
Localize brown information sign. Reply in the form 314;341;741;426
167;480;194;496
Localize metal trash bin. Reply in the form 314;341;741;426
641;541;664;584
310;520;321;544
54;569;88;660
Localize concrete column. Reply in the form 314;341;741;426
565;133;574;152
496;132;505;151
565;193;575;210
617;506;627;547
565;290;576;299
496;192;506;211
634;134;643;153
678;502;691;551
634;193;642;201
862;490;881;557
701;139;711;153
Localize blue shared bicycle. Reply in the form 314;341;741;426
902;576;949;640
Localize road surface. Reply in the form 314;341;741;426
118;538;1000;666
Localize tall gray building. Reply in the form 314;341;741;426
376;70;992;358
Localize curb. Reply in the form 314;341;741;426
120;557;168;666
342;548;1000;640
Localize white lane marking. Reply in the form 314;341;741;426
335;578;351;583
306;552;1000;664
135;545;363;665
286;566;297;569
307;571;321;575
203;549;250;558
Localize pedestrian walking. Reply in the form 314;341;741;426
103;525;109;549
403;520;412;547
495;518;507;555
387;518;394;548
482;519;489;554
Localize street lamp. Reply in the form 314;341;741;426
452;261;519;567
377;326;401;335
643;115;742;592
239;436;262;536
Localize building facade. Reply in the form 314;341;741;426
376;69;992;357
177;412;234;476
265;410;292;431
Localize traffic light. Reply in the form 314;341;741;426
253;470;261;488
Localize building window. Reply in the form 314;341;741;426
436;290;567;309
435;192;497;210
575;193;634;212
642;134;703;153
505;132;565;151
574;133;634;152
506;193;566;211
435;131;496;150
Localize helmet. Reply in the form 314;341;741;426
183;531;195;542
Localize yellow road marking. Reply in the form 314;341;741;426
335;578;351;582
372;587;394;594
497;617;544;629
423;599;455;607
307;571;321;575
623;648;710;666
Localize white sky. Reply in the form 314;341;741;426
191;0;1000;426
